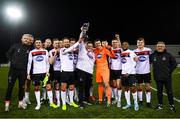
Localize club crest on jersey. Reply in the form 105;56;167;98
162;57;166;61
36;56;44;62
97;54;102;58
56;57;60;61
121;58;127;64
139;56;146;62
68;54;73;60
87;52;93;59
113;53;119;59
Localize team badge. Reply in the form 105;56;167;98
162;57;166;61
153;57;157;61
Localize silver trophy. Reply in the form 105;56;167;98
80;22;89;39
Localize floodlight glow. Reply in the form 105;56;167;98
5;6;23;20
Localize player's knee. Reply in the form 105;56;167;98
117;86;122;90
46;84;52;91
69;85;74;91
138;87;143;91
55;83;60;90
131;86;137;93
124;87;129;91
35;86;40;91
113;83;117;88
145;86;151;92
104;82;110;88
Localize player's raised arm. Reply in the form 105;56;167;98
105;46;115;58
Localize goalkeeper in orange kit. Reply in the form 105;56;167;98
94;39;115;107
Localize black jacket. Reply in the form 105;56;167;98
6;43;32;70
150;50;177;81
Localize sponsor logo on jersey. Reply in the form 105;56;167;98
97;54;102;58
113;53;119;59
121;57;127;64
68;54;73;60
36;56;44;62
139;56;146;62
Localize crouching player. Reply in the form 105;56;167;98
121;42;139;111
27;38;57;110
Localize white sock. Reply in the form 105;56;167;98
42;87;46;100
117;90;122;102
61;90;66;105
25;92;30;99
146;92;151;103
47;90;53;104
132;91;138;105
125;90;131;105
35;91;40;105
55;90;60;104
90;86;93;96
74;87;78;98
111;87;114;98
138;91;143;101
66;89;69;101
5;101;10;107
113;88;118;100
19;101;23;105
69;89;74;103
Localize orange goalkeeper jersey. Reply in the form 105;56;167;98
94;47;115;69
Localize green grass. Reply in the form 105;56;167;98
0;67;180;118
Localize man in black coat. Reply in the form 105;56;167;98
150;41;177;112
5;34;33;112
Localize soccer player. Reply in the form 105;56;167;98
27;38;57;110
76;41;95;109
49;39;61;107
121;42;139;111
69;37;79;102
94;39;115;107
109;38;122;107
134;37;152;107
24;34;34;105
41;38;53;104
44;38;52;51
59;37;80;110
5;34;32;112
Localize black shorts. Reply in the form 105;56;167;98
136;73;151;84
48;71;61;84
122;74;137;87
110;70;122;80
32;73;46;86
61;71;75;85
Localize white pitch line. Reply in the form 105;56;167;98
150;86;180;103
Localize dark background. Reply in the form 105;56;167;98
0;0;180;63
